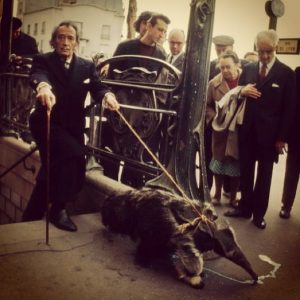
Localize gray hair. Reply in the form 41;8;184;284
168;28;185;40
255;29;279;48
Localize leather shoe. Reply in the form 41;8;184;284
49;209;77;232
252;218;266;229
279;209;290;219
224;208;252;219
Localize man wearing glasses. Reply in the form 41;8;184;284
224;30;296;229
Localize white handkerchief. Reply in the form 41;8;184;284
83;78;90;84
272;83;280;88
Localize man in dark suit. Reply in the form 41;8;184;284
279;66;300;219
167;29;185;71
224;29;296;229
11;17;39;58
22;21;119;231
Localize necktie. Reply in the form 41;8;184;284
260;63;267;81
169;55;173;64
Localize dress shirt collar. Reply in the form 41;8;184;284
259;56;276;74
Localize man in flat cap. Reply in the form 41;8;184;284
11;17;39;58
209;35;235;80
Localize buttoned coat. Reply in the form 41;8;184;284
239;58;296;162
29;51;110;190
206;72;240;160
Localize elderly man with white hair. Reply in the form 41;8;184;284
224;30;296;229
167;29;185;71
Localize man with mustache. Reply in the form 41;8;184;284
22;21;119;231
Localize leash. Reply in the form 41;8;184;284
114;109;213;228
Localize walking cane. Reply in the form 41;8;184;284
45;108;51;245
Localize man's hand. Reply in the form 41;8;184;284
275;141;287;155
36;86;56;111
103;92;119;111
240;83;262;99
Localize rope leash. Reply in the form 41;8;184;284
114;109;213;230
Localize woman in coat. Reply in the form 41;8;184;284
206;50;241;206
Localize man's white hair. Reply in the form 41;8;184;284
255;29;279;48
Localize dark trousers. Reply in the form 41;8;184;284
23;110;86;220
239;138;274;220
23;155;85;221
281;147;300;211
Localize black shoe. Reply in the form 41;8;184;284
279;208;290;219
252;218;266;229
49;209;77;232
224;208;252;219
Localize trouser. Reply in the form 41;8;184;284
23;155;85;220
23;110;86;220
239;134;274;220
281;148;300;211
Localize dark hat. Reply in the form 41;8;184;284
12;17;22;30
212;35;234;46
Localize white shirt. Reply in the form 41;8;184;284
260;56;276;76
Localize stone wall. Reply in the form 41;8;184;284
0;136;129;224
0;137;40;224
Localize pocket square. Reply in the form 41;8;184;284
83;78;90;84
272;83;280;88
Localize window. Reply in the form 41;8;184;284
41;22;46;34
101;25;110;40
27;24;31;35
34;23;38;36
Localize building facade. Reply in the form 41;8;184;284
16;0;125;58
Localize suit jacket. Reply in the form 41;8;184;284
288;66;300;150
238;58;296;160
167;52;185;71
30;51;109;135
